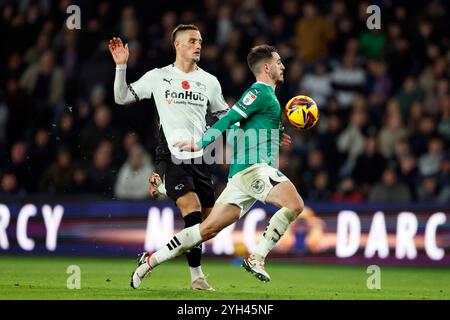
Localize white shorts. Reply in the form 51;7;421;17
216;163;290;218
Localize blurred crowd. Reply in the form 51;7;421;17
0;0;449;203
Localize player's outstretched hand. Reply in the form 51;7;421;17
173;140;199;152
108;37;129;65
281;133;292;148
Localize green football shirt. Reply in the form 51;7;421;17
197;82;283;178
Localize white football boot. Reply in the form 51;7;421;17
242;254;271;282
130;252;153;289
191;276;215;291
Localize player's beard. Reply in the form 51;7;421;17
269;68;284;85
276;76;284;85
273;72;284;86
192;52;201;63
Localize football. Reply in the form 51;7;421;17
285;95;319;129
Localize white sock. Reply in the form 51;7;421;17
190;266;205;282
253;207;297;259
150;224;202;267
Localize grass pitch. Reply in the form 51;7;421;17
0;256;448;300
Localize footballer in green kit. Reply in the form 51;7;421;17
216;81;285;178
131;45;305;289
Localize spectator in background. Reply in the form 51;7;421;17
368;167;411;203
407;101;425;135
418;137;445;176
309;170;332;201
384;34;415;91
317;112;343;176
295;2;335;64
20;49;65;125
397;153;420;201
420;54;448;105
409;115;437;156
377;111;408;159
114;144;154;200
67;162;91;195
300;62;332;107
301;149;328;188
88;140;116;197
3;51;26;85
359;28;386;60
337;108;367;174
331;52;366;110
332;13;357;58
436;155;450;203
417;175;441;203
3;141;32;193
0;172;24;195
352;136;386;193
438;154;450;186
57;28;80;105
80;105;120;160
224;62;250;98
437;95;450;141
235;0;269;45
331;176;364;202
216;4;233;47
395;76;425;121
393;139;413;163
39;146;74;194
280;0;300;39
0;96;7;155
268;14;287;45
116;131;141;167
57;111;79;156
366;60;391;126
28;128;55;192
424;77;449;117
4;77;34;150
24;31;51;66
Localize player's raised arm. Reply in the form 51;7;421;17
108;37;129;65
110;37;153;105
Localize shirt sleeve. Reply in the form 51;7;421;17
196;108;244;150
231;87;266;119
114;65;155;105
207;76;229;119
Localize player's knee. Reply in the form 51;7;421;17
287;196;304;216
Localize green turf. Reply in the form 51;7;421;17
0;256;448;300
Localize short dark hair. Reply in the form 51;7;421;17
171;24;199;49
247;45;278;75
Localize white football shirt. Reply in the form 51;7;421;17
114;63;229;159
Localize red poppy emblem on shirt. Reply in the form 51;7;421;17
182;81;190;90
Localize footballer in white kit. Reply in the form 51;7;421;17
115;62;228;203
110;24;229;291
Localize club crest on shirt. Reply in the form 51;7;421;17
251;179;265;194
195;81;207;91
243;91;257;105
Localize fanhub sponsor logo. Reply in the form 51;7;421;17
165;90;205;101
